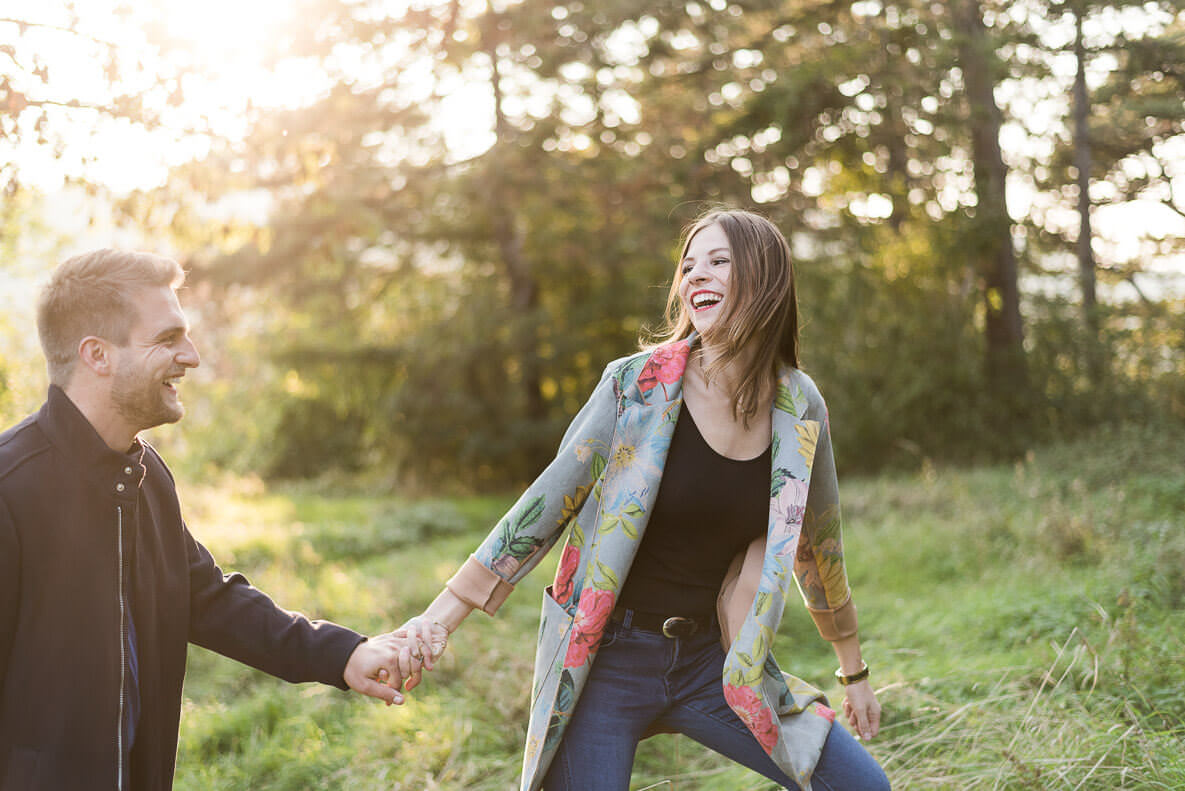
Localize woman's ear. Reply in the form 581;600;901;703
77;336;114;377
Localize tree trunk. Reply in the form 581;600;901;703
952;0;1027;391
486;25;544;425
1072;4;1103;382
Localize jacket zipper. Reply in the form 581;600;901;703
117;504;127;791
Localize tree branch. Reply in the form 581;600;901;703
0;17;119;48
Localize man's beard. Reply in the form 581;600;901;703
111;366;184;437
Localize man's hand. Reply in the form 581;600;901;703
343;634;419;705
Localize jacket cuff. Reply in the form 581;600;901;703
334;633;370;690
807;595;858;641
446;555;515;615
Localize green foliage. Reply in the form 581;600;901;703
172;421;1185;790
264;397;368;479
91;0;1180;487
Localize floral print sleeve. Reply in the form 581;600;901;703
792;382;857;640
468;360;624;587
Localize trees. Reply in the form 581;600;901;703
128;0;1185;483
951;0;1028;396
0;3;189;198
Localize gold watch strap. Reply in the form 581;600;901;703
835;661;870;686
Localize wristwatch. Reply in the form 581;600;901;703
835;661;870;686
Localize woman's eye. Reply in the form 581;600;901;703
712;258;729;266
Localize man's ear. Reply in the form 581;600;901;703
77;336;114;377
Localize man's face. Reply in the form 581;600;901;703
109;285;200;434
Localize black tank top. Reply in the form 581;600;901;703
617;406;772;617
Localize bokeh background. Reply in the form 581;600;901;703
2;1;1183;788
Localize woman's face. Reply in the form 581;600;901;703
679;222;733;336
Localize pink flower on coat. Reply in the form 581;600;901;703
723;684;779;753
636;342;689;402
563;588;615;668
770;477;808;555
815;703;837;723
553;545;580;606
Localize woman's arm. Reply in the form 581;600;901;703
397;358;626;657
419;586;475;634
792;381;881;739
794;399;857;640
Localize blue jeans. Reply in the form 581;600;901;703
542;615;890;791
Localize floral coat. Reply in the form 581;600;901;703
445;337;858;791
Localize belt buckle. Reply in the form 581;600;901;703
662;616;697;638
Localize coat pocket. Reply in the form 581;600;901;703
521;587;579;790
531;586;575;705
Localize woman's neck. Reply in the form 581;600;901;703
692;341;767;404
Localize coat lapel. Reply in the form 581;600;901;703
567;339;689;656
718;367;832;789
521;340;691;790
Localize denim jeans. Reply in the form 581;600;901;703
541;614;890;791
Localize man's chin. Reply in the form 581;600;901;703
142;405;185;431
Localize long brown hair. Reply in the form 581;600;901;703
648;208;799;423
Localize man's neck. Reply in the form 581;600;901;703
61;382;137;453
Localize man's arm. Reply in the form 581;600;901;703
183;525;386;694
0;497;19;691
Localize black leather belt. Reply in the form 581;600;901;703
611;606;712;638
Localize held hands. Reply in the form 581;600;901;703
384;617;450;693
343;618;450;705
841;680;881;741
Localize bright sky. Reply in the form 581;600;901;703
2;0;499;194
3;0;338;192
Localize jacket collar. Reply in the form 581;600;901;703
623;334;809;420
38;385;147;502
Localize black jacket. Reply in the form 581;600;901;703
0;387;365;790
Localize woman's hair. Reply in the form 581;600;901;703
37;248;186;386
649;208;799;423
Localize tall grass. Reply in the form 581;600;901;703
173;422;1185;790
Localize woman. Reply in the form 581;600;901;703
407;209;889;791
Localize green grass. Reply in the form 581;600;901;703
173;422;1185;790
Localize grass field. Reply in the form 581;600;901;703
172;422;1185;790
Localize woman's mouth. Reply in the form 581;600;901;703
691;290;723;311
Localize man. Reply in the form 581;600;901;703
0;249;429;791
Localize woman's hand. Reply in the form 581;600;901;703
387;617;450;692
841;679;881;740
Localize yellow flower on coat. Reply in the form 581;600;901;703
557;484;591;527
611;444;637;468
795;421;820;469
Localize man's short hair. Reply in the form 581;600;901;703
37;249;186;386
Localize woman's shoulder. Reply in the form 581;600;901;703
778;365;829;417
601;342;680;380
596;349;654;393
